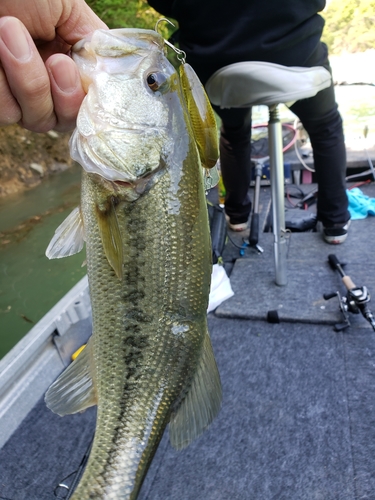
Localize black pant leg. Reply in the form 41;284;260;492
213;106;253;224
289;43;350;226
290;83;350;225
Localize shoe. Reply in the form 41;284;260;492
225;214;248;232
323;220;351;244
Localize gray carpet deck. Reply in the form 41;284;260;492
217;223;375;326
218;184;375;329
140;317;375;500
1;184;375;500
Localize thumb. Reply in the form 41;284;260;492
56;1;108;45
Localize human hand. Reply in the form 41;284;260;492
0;1;107;132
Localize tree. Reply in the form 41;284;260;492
322;0;375;54
85;0;175;38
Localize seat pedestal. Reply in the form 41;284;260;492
268;106;287;286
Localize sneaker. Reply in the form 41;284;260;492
225;214;248;232
323;220;351;244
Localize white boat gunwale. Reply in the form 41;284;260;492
0;275;92;449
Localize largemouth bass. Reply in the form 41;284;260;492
45;28;221;499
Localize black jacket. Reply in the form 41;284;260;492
148;0;327;82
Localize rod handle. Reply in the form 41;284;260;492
342;275;356;291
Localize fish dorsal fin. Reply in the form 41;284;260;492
96;197;123;280
169;331;222;450
179;63;219;170
45;339;97;416
46;206;85;259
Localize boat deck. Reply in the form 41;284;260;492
1;182;375;500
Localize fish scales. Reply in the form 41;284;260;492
77;151;209;498
45;27;221;500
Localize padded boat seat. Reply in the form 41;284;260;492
205;61;332;108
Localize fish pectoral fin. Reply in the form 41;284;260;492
169;331;222;450
45;338;97;416
96;197;123;280
46;206;85;259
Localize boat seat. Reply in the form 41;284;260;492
205;61;332;108
205;61;332;286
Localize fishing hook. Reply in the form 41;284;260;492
155;18;186;63
155;17;175;33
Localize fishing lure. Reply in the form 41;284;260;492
156;19;220;190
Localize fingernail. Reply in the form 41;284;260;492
0;18;31;61
49;56;79;93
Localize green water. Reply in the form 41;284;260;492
0;165;86;359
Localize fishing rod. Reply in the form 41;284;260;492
324;254;375;332
54;437;93;499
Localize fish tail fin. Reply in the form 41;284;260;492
169;331;222;450
45;338;97;416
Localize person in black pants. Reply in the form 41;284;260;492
148;0;351;244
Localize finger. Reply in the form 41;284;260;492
0;17;56;132
57;0;108;44
0;0;107;44
0;64;22;126
46;53;86;132
35;34;71;63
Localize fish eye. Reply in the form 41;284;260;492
146;72;168;92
